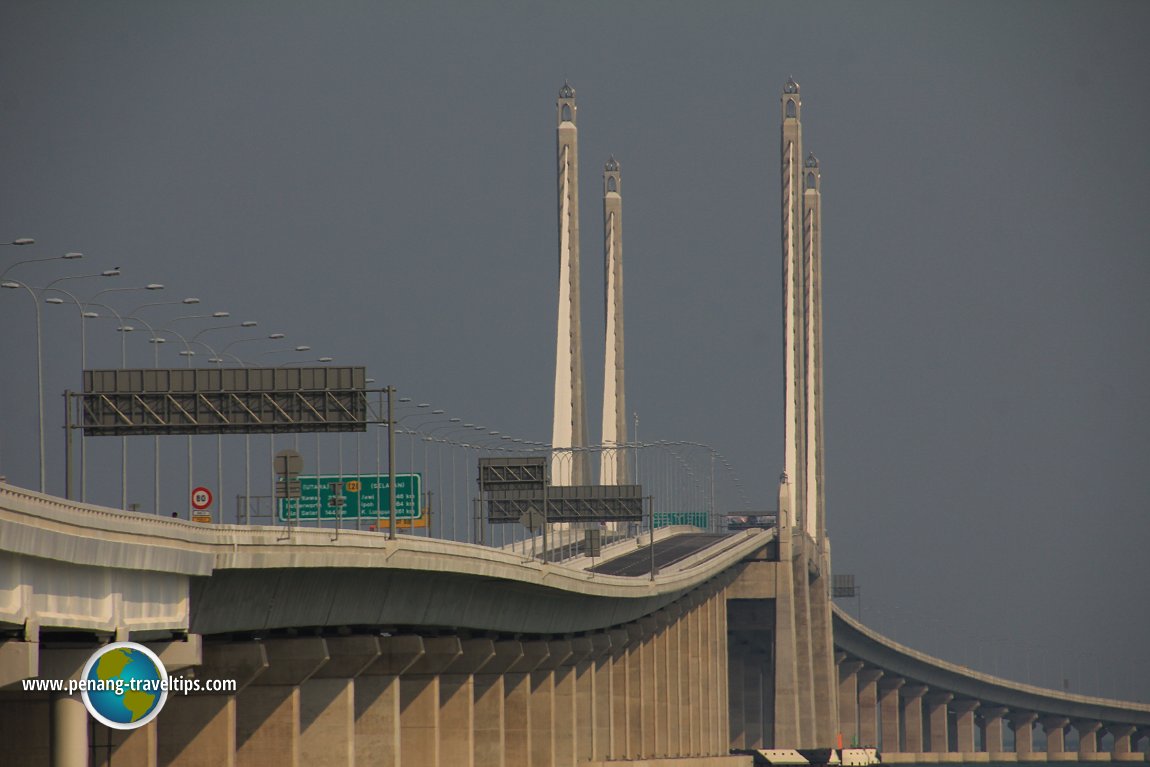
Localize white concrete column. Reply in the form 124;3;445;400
1041;715;1069;754
606;629;630;760
1109;724;1136;756
1010;712;1037;756
473;640;524;767
856;668;883;748
548;640;578;767
236;638;328;767
685;598;702;755
952;699;978;753
438;639;495;767
924;691;952;753
300;636;380;767
639;618;658;757
901;685;927;754
51;693;88;767
568;637;595;765
159;641;268;767
837;660;863;747
878;677;904;753
978;705;1007;756
96;722;158;767
717;582;732;751
355;635;423;766
625;622;645;758
504;640;550;767
1074;719;1102;757
589;633;613;761
399;637;463;767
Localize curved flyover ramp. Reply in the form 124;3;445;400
833;604;1150;758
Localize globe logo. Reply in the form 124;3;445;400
80;642;169;729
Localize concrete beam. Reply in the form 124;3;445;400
363;634;423;676
0;639;38;689
309;635;380;679
256;637;329;687
404;636;462;676
196;642;268;694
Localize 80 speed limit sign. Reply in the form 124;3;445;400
191;487;213;510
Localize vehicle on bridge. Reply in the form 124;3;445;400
726;512;777;531
732;747;881;766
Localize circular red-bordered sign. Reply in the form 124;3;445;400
191;487;213;511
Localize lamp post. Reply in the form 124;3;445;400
1;237;35;246
252;344;310;525
0;249;81;282
210;333;284;523
165;312;232;519
0;267;117;494
46;283;161;501
188;320;258;518
1;280;47;491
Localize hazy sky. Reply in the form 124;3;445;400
2;2;1147;699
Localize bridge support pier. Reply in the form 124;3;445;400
878;677;904;752
1109;724;1136;756
1074;719;1102;757
953;699;979;753
924;691;952;753
353;635;422;765
300;636;381;767
1042;715;1070;754
979;705;1007;756
158;641;265;767
901;685;927;753
1011;711;1038;756
50;692;87;767
235;637;327;767
856;668;882;747
837;659;863;746
607;629;629;759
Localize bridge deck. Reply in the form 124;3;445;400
589;532;731;576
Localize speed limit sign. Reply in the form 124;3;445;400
191;486;213;511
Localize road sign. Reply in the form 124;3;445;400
274;449;303;478
191;487;213;511
192;512;212;524
277;474;421;521
519;507;545;532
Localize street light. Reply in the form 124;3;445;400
165;311;232;519
0;250;82;282
1;238;35;246
0;280;47;491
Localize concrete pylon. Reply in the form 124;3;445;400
780;76;827;546
551;80;590;487
600;155;628;486
772;78;838;749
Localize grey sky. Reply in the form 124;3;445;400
2;2;1148;699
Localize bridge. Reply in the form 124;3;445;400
2;80;1148;767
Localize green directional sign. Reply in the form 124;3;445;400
277;473;422;521
654;511;708;529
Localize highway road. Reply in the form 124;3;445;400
589;532;731;577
